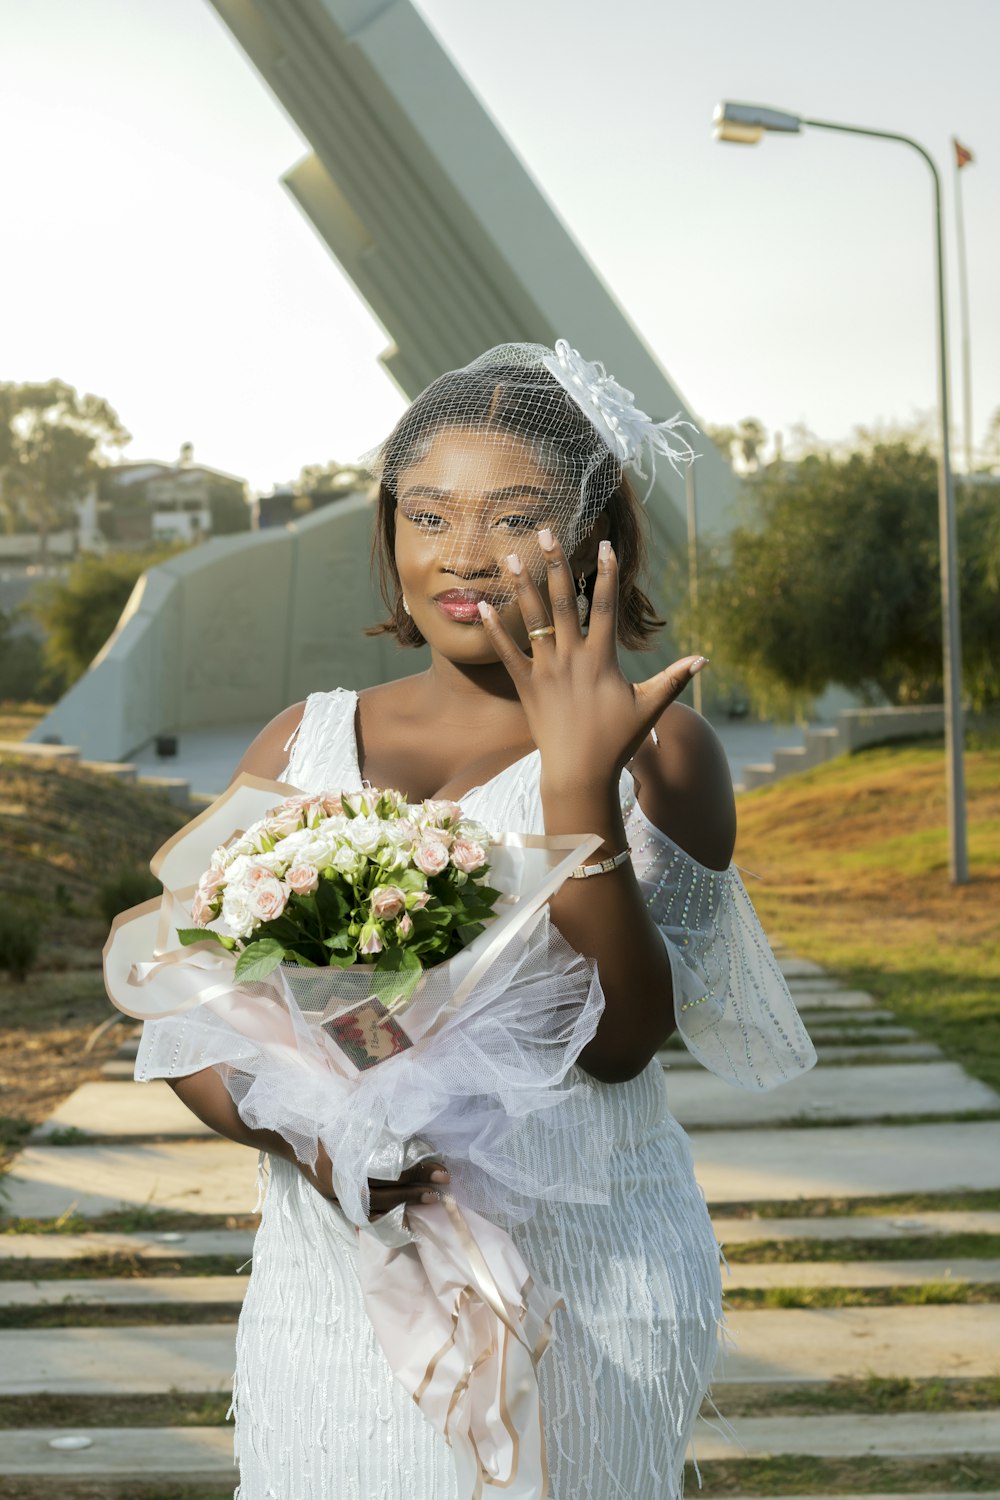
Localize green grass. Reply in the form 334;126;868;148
711;1187;1000;1217
737;733;1000;1095
689;1453;1000;1496
0;1483;234;1500
0;1254;249;1281
0;1303;242;1330
0;1392;231;1430
712;1373;1000;1417
723;1232;1000;1263
0;1209;256;1235
724;1280;1000;1309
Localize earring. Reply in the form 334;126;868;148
402;595;411;617
576;573;590;628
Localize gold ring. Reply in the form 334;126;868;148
527;625;556;640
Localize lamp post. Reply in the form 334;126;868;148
713;101;969;886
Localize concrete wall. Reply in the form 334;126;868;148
26;495;414;762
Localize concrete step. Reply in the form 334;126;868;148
793;991;880;1010
0;1275;249;1308
0;1230;255;1262
697;1410;1000;1459
7;1305;999;1394
742;762;777;789
33;1081;214;1141
0;1326;237;1395
780;959;828;980
711;1210;1000;1244
78;760;137;783
721;1304;1000;1381
3;1138;256;1220
693;1121;1000;1203
801;1025;920;1043
669;1061;1000;1130
0;1426;232;1477
723;1258;1000;1289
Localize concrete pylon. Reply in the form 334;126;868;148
207;0;736;549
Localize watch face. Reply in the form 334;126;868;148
322;998;413;1071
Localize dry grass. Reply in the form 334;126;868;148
0;755;187;1169
736;731;1000;1093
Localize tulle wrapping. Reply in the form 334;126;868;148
135;907;610;1231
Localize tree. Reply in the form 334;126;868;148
683;439;1000;715
737;417;768;472
294;460;370;497
28;543;186;690
0;380;130;556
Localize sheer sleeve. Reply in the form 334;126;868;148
622;772;816;1091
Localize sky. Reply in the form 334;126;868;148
1;0;998;492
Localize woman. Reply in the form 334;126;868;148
158;340;815;1499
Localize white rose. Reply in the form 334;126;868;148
346;816;384;857
455;819;491;845
331;843;362;876
221;886;255;940
224;854;253;885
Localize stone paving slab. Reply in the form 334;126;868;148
710;1211;1000;1243
799;1024;920;1042
779;958;827;979
721;1304;1000;1381
670;1062;1000;1129
0;1230;256;1262
792;993;880;1011
692;1122;1000;1203
9;1305;1000;1393
0;1276;249;1307
2;1139;258;1219
0;1326;237;1394
723;1258;1000;1289
698;1411;1000;1459
33;1081;214;1140
0;1426;233;1475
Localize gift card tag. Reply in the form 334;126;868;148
321;998;413;1071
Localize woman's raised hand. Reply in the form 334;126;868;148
477;529;706;792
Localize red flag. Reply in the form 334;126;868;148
954;138;974;170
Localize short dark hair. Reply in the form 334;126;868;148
366;358;665;650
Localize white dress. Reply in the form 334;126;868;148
145;687;815;1500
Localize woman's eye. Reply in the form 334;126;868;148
494;514;542;532
405;511;447;530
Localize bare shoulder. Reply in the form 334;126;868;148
230;701;307;785
629;701;736;872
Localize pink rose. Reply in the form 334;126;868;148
191;889;215;926
450;838;486;873
265;810;303;839
397;912;413;939
371;885;406;920
359;925;383;955
198;867;225;899
414;839;449;876
321;793;343;816
248;876;289;923
410;891;430;911
424;826;453;848
287;863;319;895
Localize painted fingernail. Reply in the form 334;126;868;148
477;600;492;619
430;1169;450;1183
537;528;555;551
421;1191;440;1204
689;656;710;675
598;540;612;563
505;552;522;575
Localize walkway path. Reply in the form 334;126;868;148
2;952;999;1498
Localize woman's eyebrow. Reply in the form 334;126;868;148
399;484;552;503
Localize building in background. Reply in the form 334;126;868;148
97;444;251;547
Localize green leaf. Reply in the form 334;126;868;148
234;938;287;982
176;927;236;950
323;931;353;951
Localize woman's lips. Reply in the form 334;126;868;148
434;590;492;623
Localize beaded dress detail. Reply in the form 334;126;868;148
170;688;814;1500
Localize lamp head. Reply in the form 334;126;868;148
713;102;802;145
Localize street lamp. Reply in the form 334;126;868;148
713;101;969;886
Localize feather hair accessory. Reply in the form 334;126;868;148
542;338;699;499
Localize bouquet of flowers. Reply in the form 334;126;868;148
103;772;610;1500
